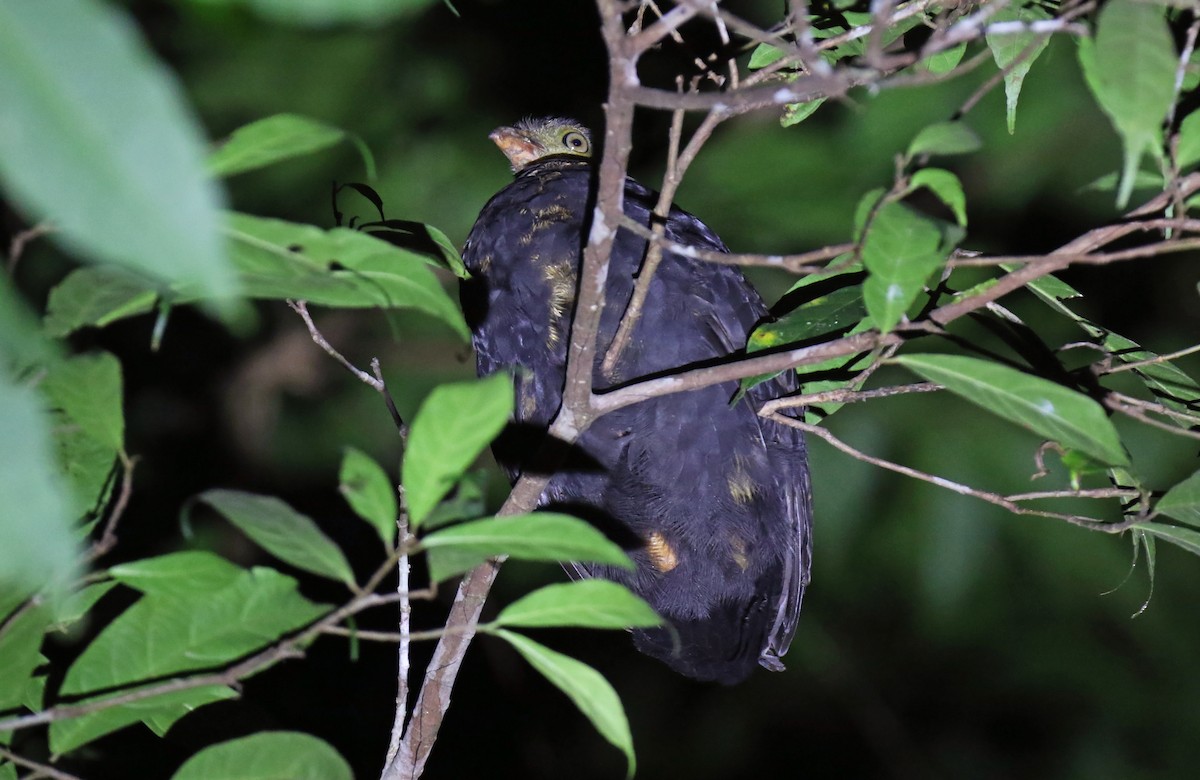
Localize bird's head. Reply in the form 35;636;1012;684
489;117;592;173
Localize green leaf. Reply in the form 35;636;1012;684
1017;271;1200;426
852;188;886;240
51;561;327;753
0;276;59;367
1079;0;1177;207
0;603;50;713
1157;470;1200;528
986;7;1052;133
49;409;119;509
171;731;353;780
893;354;1130;467
48;581;118;633
782;98;825;127
421;513;633;582
0;373;78;593
748;43;784;69
923;42;967;74
339;448;398;548
198;490;356;587
0;0;234;301
425;223;470;280
1176;110;1200;171
860;201;946;332
403;374;513;528
208;114;346;178
497;630;635;777
42;266;159;338
908;168;967;226
50;685;237;757
42;352;125;451
906;121;982;159
491;580;660;630
1080;170;1163;194
110;551;243;598
420;468;488;530
740;279;867;396
225;213;469;339
1135;522;1200;557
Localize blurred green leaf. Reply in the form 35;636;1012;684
339;447;398;548
1078;0;1176;207
403;374;513;528
420;469;488;530
0;0;234;301
748;43;784;69
986;7;1052;134
908;168;967;226
191;0;441;26
782;98;825;127
861;201;946;332
893;354;1130;467
421;513;633;582
208;114;346;178
496;629;635;778
0;276;58;367
0;374;78;594
170;731;353;780
1158;470;1200;527
490;580;661;630
852;188;886;239
42;266;159;338
47;581;117;633
923;42;966;74
906;121;982;159
0;603;50;713
198;490;356;587
1177;110;1200;170
42;352;125;452
1081;169;1163;193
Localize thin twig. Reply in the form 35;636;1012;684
0;745;82;780
763;410;1147;532
620;217;855;271
1105;343;1200;375
384;511;414;767
6;222;53;274
85;454;137;562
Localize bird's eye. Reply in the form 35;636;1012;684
562;131;589;154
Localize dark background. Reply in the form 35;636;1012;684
7;1;1200;778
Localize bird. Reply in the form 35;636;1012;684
460;117;812;684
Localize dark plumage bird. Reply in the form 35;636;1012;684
461;117;812;684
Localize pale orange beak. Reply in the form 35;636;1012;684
489;126;541;172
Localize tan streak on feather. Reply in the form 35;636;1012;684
646;531;679;573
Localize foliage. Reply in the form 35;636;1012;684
1;0;1199;778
